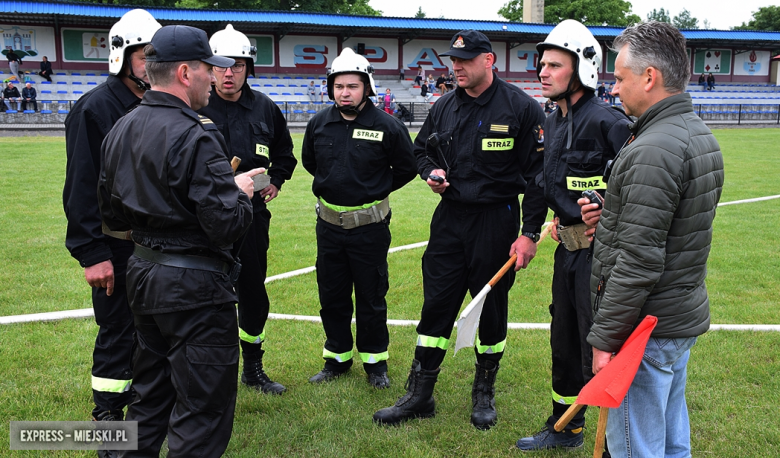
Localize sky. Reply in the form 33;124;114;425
368;0;774;30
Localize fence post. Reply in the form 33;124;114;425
738;104;742;125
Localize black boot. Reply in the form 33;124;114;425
93;411;123;458
373;360;439;425
241;349;286;394
471;360;499;430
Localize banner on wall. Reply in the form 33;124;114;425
403;39;506;73
343;37;399;70
279;35;337;70
248;35;274;66
510;43;539;73
61;28;110;62
694;49;731;74
733;50;769;76
1;24;56;61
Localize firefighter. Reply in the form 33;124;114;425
301;48;416;389
515;20;631;451
98;25;258;457
198;24;297;395
373;29;548;430
62;10;160;457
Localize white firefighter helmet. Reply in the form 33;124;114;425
209;24;257;76
326;47;376;100
536;19;602;92
108;9;162;76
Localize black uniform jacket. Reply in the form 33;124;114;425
414;73;547;234
301;102;416;207
63;76;139;269
542;92;632;227
3;86;20;98
98;90;253;314
198;85;297;212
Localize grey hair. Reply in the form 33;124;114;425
611;21;690;93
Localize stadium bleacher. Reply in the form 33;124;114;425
4;70;780;124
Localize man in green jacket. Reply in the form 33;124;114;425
579;21;724;458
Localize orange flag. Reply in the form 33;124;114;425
577;315;658;408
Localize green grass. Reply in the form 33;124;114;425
0;129;779;456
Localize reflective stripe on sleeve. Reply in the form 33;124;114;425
92;376;132;393
416;334;449;350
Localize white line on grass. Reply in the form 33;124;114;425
2;198;777;327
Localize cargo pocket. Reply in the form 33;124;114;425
185;342;239;412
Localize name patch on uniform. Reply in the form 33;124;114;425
482;138;514;151
352;129;384;141
567;176;605;190
256;144;269;157
490;124;509;133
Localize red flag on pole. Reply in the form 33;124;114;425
576;315;658;408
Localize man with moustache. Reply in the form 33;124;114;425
99;25;260;457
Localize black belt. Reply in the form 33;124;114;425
133;244;232;275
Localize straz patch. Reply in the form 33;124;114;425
482;138;514;151
567;176;605;190
352;129;384;141
255;144;269;157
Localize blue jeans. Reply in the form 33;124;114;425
606;336;698;458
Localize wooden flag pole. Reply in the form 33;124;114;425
593;406;609;458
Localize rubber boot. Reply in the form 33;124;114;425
471;360;498;430
94;411;123;458
241;349;286;394
372;360;439;425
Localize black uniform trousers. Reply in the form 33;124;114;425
415;199;520;371
121;303;239;458
91;242;134;418
315;218;391;374
235;207;271;354
545;244;595;431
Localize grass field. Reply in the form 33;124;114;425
1;129;779;457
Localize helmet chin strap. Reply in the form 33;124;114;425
127;69;151;91
336;88;369;116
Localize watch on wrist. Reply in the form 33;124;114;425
522;231;540;243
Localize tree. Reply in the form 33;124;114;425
702;19;711;29
646;8;670;23
415;6;426;18
734;5;780;30
83;0;382;15
498;0;640;26
672;8;698;29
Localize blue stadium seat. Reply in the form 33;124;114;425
5;110;18;113
23;110;35;113
41;109;52;114
58;109;69;114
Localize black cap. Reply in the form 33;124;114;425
148;25;234;68
439;30;493;60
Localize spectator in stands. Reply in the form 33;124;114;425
6;50;21;79
698;73;706;91
707;72;715;91
446;71;455;91
426;74;436;94
608;83;615;105
414;65;425;85
436;73;448;95
320;79;327;102
421;81;431;101
382;88;396;115
597;82;606;101
39;56;52;82
544;98;556;114
308;80;317;102
22;82;36;112
3;81;22;111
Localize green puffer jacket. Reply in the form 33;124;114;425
587;93;724;353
